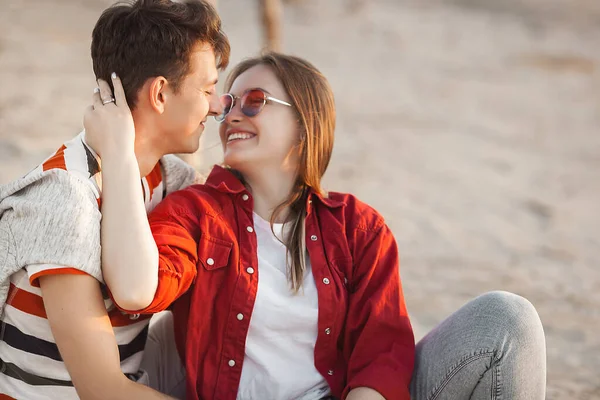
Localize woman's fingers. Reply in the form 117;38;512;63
111;73;128;108
92;87;103;110
83;104;95;128
97;79;115;106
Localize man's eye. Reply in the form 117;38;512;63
204;90;214;96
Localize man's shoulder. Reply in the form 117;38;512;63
7;131;99;189
1;169;98;205
161;154;205;194
1;133;101;203
39;133;101;185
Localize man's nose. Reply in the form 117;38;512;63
208;92;223;116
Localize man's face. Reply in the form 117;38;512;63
159;42;222;154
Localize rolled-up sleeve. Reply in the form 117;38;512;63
137;191;202;314
343;221;415;400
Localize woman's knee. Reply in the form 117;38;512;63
472;291;545;344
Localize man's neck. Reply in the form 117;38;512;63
134;136;163;178
131;111;164;178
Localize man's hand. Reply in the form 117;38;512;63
83;73;135;158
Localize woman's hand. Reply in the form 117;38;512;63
83;73;135;158
346;387;386;400
89;73;159;311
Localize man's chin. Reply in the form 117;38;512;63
168;145;200;163
179;140;201;156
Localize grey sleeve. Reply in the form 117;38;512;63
0;170;103;282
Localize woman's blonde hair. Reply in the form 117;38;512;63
224;52;336;292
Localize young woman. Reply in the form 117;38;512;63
85;53;546;400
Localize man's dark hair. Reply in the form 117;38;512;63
91;0;230;108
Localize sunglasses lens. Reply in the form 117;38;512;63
216;94;233;122
241;90;266;117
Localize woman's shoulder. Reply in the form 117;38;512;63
324;191;386;232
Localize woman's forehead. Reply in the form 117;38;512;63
230;65;284;96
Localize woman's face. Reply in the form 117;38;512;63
219;64;301;176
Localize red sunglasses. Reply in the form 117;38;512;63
215;88;292;122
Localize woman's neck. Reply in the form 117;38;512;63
243;168;297;223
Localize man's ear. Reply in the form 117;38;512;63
148;76;169;114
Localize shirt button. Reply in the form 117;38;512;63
325;328;331;335
206;258;215;266
246;267;255;274
323;278;330;285
310;235;318;241
328;370;334;376
228;360;236;367
237;313;244;321
247;226;254;233
130;313;140;320
242;194;249;201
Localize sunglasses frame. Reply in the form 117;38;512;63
215;88;292;122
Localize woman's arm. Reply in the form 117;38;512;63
346;387;385;400
343;220;415;400
84;75;200;312
100;147;160;310
84;76;159;311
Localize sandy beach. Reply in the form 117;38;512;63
1;0;599;398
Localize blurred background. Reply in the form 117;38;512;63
1;0;599;398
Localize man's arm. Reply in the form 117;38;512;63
39;273;175;400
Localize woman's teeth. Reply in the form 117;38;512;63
227;132;255;143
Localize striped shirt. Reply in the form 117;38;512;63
0;132;199;399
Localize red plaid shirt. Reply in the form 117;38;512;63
138;166;414;400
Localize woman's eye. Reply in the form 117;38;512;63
204;90;214;96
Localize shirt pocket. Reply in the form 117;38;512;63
197;235;232;271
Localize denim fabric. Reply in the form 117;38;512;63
410;291;546;400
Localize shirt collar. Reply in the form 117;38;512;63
205;165;247;194
307;190;345;210
205;165;345;210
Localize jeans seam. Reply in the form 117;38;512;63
493;362;501;400
428;351;495;400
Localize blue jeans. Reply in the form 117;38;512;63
410;291;547;400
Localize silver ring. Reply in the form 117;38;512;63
102;97;115;105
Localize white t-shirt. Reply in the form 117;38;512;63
236;213;330;400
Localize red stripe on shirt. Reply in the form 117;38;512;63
42;145;67;171
7;283;48;319
146;162;163;195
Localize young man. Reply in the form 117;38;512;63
0;0;229;398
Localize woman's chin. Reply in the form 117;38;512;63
223;154;248;172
